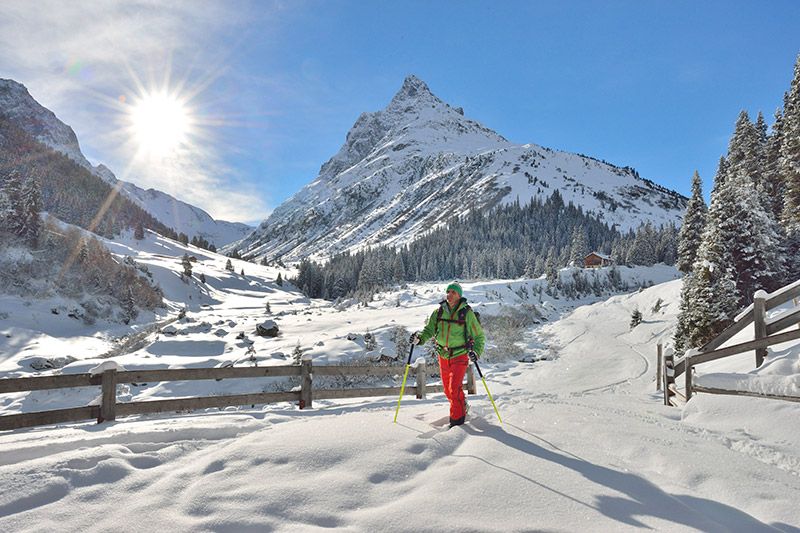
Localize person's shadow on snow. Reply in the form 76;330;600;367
461;418;797;533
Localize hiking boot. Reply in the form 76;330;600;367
449;416;465;428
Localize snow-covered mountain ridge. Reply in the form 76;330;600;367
237;75;687;262
0;78;251;246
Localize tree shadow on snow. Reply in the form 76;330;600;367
461;419;791;532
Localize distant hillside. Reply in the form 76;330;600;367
0;78;252;247
0;113;177;239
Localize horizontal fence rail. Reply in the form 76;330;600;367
0;357;477;432
662;279;800;406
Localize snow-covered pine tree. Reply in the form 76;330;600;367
710;157;729;197
122;286;138;324
761;108;786;220
392;325;410;359
134;221;145;240
780;54;800;279
726;111;761;185
225;258;234;272
569;225;589;267
627;223;657;266
19;176;42;246
392;253;406;282
629;308;642;329
657;223;678;265
182;253;193;278
730;172;786;296
682;231;740;350
677;171;708;273
523;252;537;279
292;341;303;365
1;170;23;236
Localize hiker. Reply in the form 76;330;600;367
411;282;485;427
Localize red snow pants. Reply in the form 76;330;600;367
439;354;469;420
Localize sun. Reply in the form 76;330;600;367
129;90;192;155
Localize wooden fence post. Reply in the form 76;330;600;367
99;369;117;423
754;290;768;368
663;350;674;406
796;298;800;330
466;364;477;395
684;349;696;401
656;343;663;391
300;356;312;409
415;359;427;399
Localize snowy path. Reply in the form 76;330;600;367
2;279;800;531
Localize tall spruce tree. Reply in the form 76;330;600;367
679;205;740;350
726;111;761;182
762;108;786;219
182;253;193;278
19;176;42;246
627;223;658;266
569;225;589;266
725;172;785;298
780;54;800;279
677;171;708;273
710;157;729;196
1;170;24;235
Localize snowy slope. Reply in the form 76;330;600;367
1;266;799;530
0;78;252;246
237;75;687;262
108;179;253;247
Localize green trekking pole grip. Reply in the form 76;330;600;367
473;358;503;423
393;342;416;423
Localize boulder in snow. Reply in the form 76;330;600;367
255;320;280;337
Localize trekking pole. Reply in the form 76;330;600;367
393;343;416;423
472;358;503;423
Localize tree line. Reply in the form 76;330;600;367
293;189;678;301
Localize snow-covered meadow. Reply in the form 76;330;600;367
1;231;799;531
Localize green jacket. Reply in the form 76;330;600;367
418;298;485;359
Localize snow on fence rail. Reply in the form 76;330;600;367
659;279;800;407
0;357;477;431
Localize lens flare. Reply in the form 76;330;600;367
129;91;191;155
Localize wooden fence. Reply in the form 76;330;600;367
0;357;477;432
660;279;800;406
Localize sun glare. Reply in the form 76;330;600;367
129;91;191;155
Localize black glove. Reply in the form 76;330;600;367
409;332;421;345
468;350;479;362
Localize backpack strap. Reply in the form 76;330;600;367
460;305;474;350
434;302;445;337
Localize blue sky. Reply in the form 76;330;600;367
1;0;798;224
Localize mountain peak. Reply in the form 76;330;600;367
398;75;431;98
389;74;440;107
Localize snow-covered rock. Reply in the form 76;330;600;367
255;320;279;337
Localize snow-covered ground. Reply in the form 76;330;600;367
1;232;799;531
